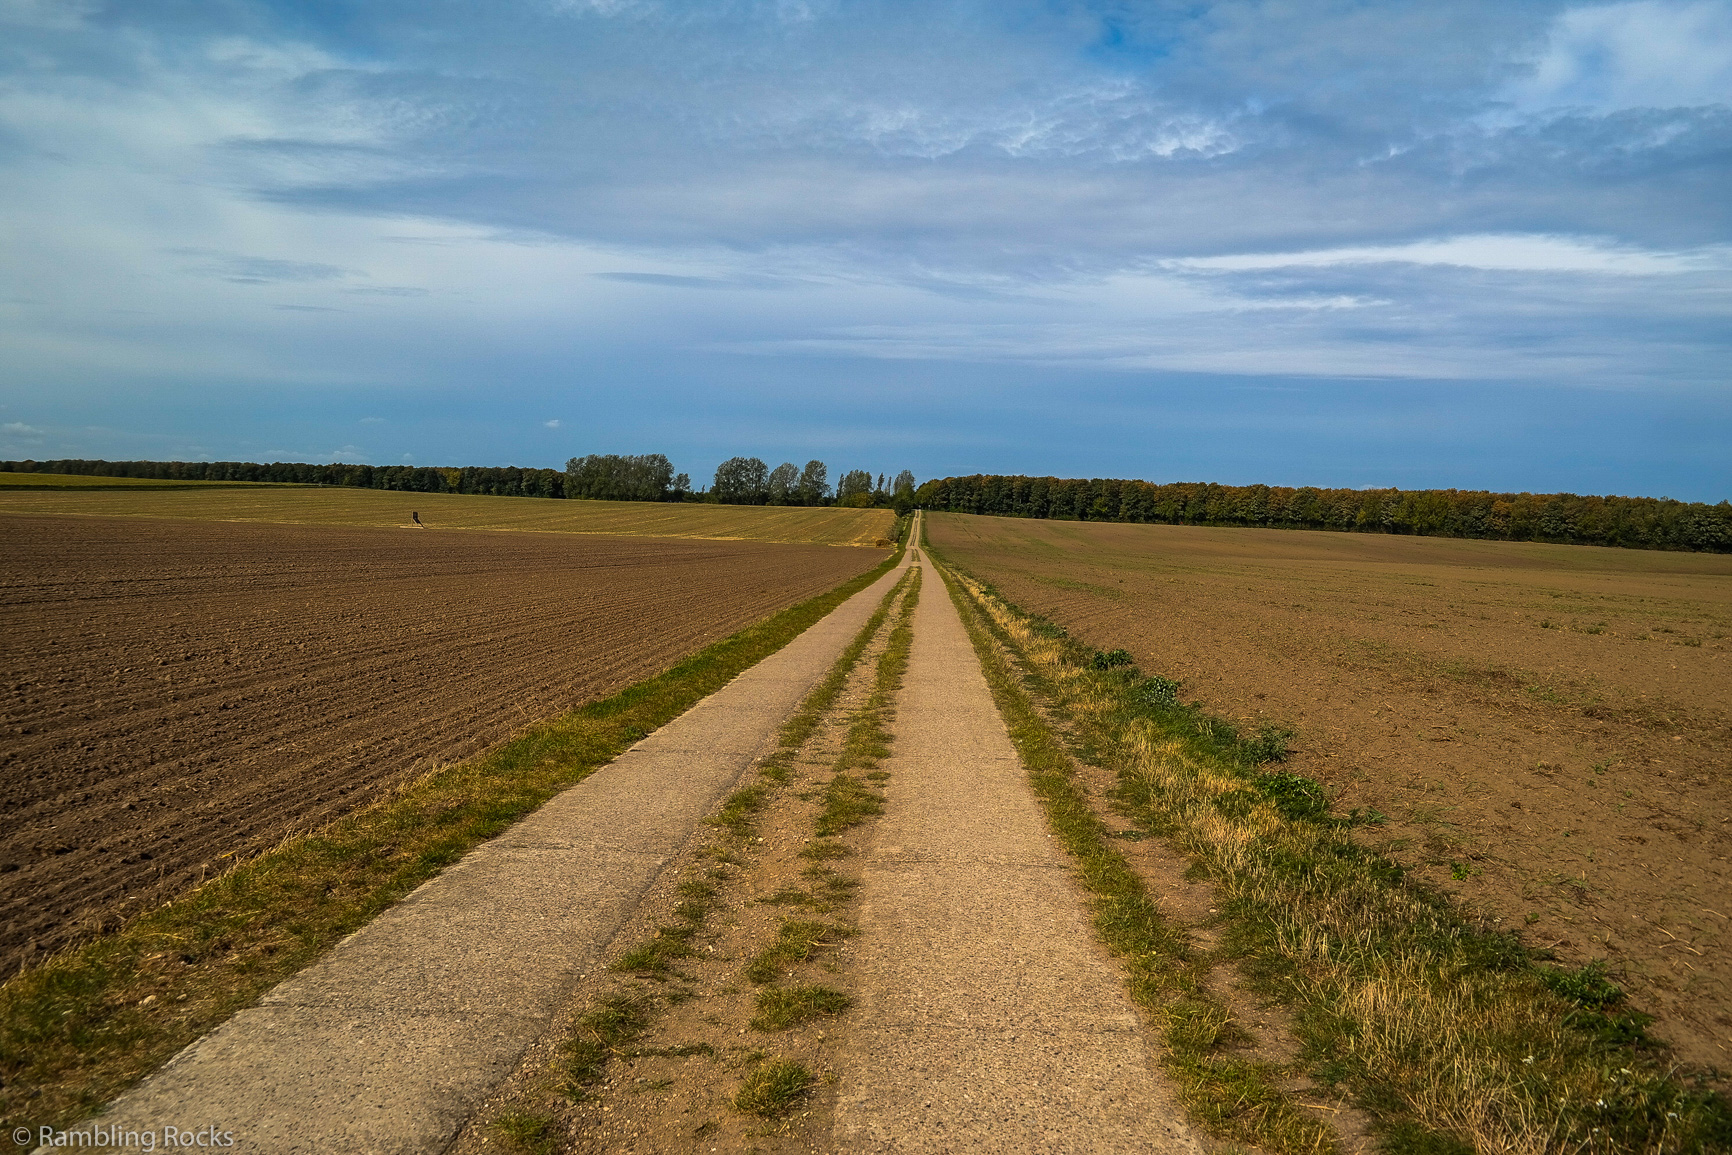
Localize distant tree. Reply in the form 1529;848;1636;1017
798;459;829;504
836;468;874;507
713;456;770;504
672;472;691;500
565;454;675;501
893;469;916;499
767;461;799;504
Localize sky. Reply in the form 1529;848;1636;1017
1;1;1728;500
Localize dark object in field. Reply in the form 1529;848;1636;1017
411;511;422;526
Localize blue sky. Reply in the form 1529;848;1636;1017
1;0;1728;500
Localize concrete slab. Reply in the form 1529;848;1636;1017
832;537;1200;1154
86;551;910;1155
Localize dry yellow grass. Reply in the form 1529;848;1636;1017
0;484;896;546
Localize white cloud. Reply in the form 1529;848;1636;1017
544;418;562;428
3;421;43;435
1508;1;1732;113
1166;234;1732;274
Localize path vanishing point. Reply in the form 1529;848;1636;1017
84;513;1200;1153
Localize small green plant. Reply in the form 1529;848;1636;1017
1090;647;1136;670
733;1058;813;1116
493;1110;555;1154
1137;675;1181;707
1253;769;1327;821
744;920;856;983
750;985;852;1031
1242;724;1295;765
815;773;883;835
563;993;652;1091
708;783;770;837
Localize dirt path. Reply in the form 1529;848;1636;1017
831;535;1198;1154
83;551;913;1155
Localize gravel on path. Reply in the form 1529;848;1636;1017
80;551;913;1155
832;537;1199;1154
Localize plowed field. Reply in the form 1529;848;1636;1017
928;513;1732;1071
0;515;879;975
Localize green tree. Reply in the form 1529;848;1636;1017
798;459;829;504
836;468;874;507
713;456;770;503
564;454;675;501
767;461;799;504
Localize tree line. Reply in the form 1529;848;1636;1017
1;458;568;497
911;475;1732;552
0;455;920;512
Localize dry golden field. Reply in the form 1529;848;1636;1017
928;512;1732;1070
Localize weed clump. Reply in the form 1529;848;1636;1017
745;920;856;984
750;985;852;1031
733;1058;813;1116
563;993;652;1092
1090;648;1136;671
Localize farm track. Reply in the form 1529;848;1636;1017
0;515;878;975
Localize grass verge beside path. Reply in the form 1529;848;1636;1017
930;552;1730;1155
0;526;907;1135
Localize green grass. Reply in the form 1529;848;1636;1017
0;543;905;1134
749;985;853;1031
812;566;919;838
0;481;899;545
492;1109;557;1154
563;994;654;1092
932;555;1732;1155
732;1058;814;1117
744;921;858;985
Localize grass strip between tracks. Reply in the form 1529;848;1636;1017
489;563;920;1147
0;525;908;1134
931;553;1731;1155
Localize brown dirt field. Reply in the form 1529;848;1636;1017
0;515;879;977
927;513;1732;1073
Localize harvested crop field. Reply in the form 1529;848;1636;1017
0;514;881;976
928;513;1732;1072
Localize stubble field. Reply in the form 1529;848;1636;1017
927;512;1732;1071
0;513;881;976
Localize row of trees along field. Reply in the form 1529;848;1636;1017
912;474;1732;552
709;457;918;509
1;458;567;497
0;455;921;511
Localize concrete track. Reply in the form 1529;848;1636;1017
831;536;1198;1154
